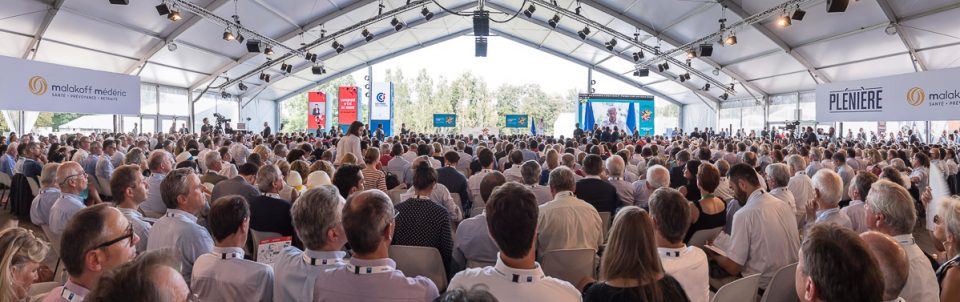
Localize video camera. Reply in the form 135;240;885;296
213;113;234;134
785;120;801;130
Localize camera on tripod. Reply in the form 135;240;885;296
213;113;234;134
785;120;801;130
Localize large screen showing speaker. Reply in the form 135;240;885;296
578;94;656;136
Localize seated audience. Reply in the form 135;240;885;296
111;164;152;253
860;231;910;302
806;169;852;230
633;165;669;208
29;163;60;226
140;150;175;217
211;162;260;202
579;206;691;302
605;156;635;206
43;204;139;302
649;188;708;302
0;228;49;301
453;172;506;270
248;165;296;239
538;166;603;254
684;163;725;243
438;151;471;212
520;160;552;205
765;163;797;217
200;151;227;185
146;168;214;284
272;185;347;301
449;182;579;301
682;160;702;201
934;196;960;301
313;190;439;301
399;157;462;223
575;154;619;213
48;162;87;236
796;224;883;302
393;160;454;275
467;149;497;211
332;164;364;199
842;172;877;234
191;195;274;301
86;250;191;302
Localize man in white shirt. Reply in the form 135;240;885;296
146;168;214;284
606;156;635;206
786;155;814;227
860;231;910;302
805;169;852;230
48;162;88;236
111;165;152;253
833;151;855;202
503;150;524;183
192;195;274;302
865;180;940;302
765;163;797;218
467;149;496;214
454;172;505;270
710;163;800;290
795;224;884;302
537;167;603;254
632;165;669;208
42;204;138;302
139;151;175;217
520;161;553;205
94;139;117;181
29;163;61;227
449;182;580;301
648;187;708;302
842;173;877;234
272;185;348;301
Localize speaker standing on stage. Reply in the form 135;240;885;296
262;122;272;137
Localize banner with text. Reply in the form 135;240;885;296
369;82;393;136
338;86;358;126
0;55;140;114
308;92;327;130
433;114;456;127
505;115;529;128
816;67;960;122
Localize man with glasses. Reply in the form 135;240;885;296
147;168;214;284
42;204;139;302
111;164;152;253
864;180;940;302
191;195;274;301
49;162;89;236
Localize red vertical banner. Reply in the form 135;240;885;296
338;86;358;126
308;92;326;129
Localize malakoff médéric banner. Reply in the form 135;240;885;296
0;55;140;115
816;67;960;122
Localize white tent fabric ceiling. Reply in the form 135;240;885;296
2;0;959;106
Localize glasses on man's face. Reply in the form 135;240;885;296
59;173;86;185
88;224;134;252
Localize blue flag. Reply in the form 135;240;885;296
626;102;637;133
583;102;595;131
531;117;537;135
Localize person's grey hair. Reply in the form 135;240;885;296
124;148;145;166
520;160;540;185
742;151;758;167
159;168;195;209
548;166;576;192
40;163;60;186
939;197;960;249
256;164;282;192
785;154;806;172
605;155;625;177
890;158;907;171
810;148;822;160
561;153;576;169
204;151;221;170
866;180;917;235
292;185;344;250
765;163;791;188
812;169;843;206
646;165;670;189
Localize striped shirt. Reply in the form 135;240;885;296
361;168;388;192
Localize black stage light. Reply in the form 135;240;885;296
698;44;713;57
168;10;182;21
421;7;434;20
264;46;274;56
246;40;261;53
238;82;248;91
604;38;617;51
473;11;489;36
109;0;129;5
687;49;697;59
523;4;536;18
634;68;649;77
156;4;170;15
391;18;405;32
312;65;326;75
793;8;806;20
475;37;488;57
632;51;644;62
578;27;590;40
826;0;849;13
223;29;235;41
725;34;737;46
361;29;374;42
548;14;560;28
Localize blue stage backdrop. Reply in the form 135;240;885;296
578;94;655;136
505;115;529;128
433;114;456;127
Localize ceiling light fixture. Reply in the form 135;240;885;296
577;27;591;40
421;7;434;20
331;40;344;54
604;38;617;51
167;42;177;51
223;28;235;41
792;6;806;20
361;28;374;42
391;17;405;32
168;9;182;21
632;51;644;62
777;14;791;27
724;34;737;46
523;4;536;18
264;46;274;56
547;14;560;29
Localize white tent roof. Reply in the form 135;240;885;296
3;0;958;107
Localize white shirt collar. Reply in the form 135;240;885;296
212;246;245;259
657;246;689;258
166;209;199;223
492;253;545;283
892;234;915;246
584;175;602;180
816;207;841;221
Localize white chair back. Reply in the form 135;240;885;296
599;212;611;241
688;226;723;248
760;263;798;302
389;245;448;291
27;177;40;197
466;259;495;268
0;173;11;187
541;248;596;285
713;273;761;302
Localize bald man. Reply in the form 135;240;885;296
48;162;89;235
860;231;909;302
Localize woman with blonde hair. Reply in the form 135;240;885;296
361;147;388;192
0;228;49;301
579;206;689;302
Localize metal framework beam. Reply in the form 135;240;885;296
190;0;379;90
245;2;474;98
271;28;472;102
125;0;232;75
485;2;720;104
876;0;927;71
581;0;767;100
719;0;830;84
23;0;65;59
492;29;688;107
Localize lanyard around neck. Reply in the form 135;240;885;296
345;263;394;275
302;253;344;266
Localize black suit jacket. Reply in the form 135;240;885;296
575;178;620;213
247;195;296;239
669;165;688;188
437;166;471;213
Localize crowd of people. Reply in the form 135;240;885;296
0;120;957;301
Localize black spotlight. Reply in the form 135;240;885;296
235;33;245;43
547;14;560;28
703;83;711;91
792;7;806;20
156;3;170;15
109;0;129;5
634;68;649;77
284;63;293;74
725;34;737;46
264;46;274;56
246;40;261;53
361;29;374;42
391;17;405;32
331;41;344;53
657;64;665;73
604;38;617;51
632;51;644;62
687;49;697;59
826;0;849;13
720;93;729;101
312;65;326;75
238;82;247;91
684;73;692;81
421;7;434;20
679;74;686;83
475;37;488;57
306;52;317;63
280;63;289;72
168;10;182;21
661;63;670;71
698;44;713;57
577;27;591;40
473;11;489;36
523;4;536;18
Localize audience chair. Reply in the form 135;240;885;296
389;245;447;292
0;173;11;208
26;177;39;197
599;212;611;242
541;248;597;286
712;273;760;302
688;226;723;248
466;259;494;268
40;225;63;281
760;263;798;302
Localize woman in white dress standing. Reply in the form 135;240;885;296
335;121;364;166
